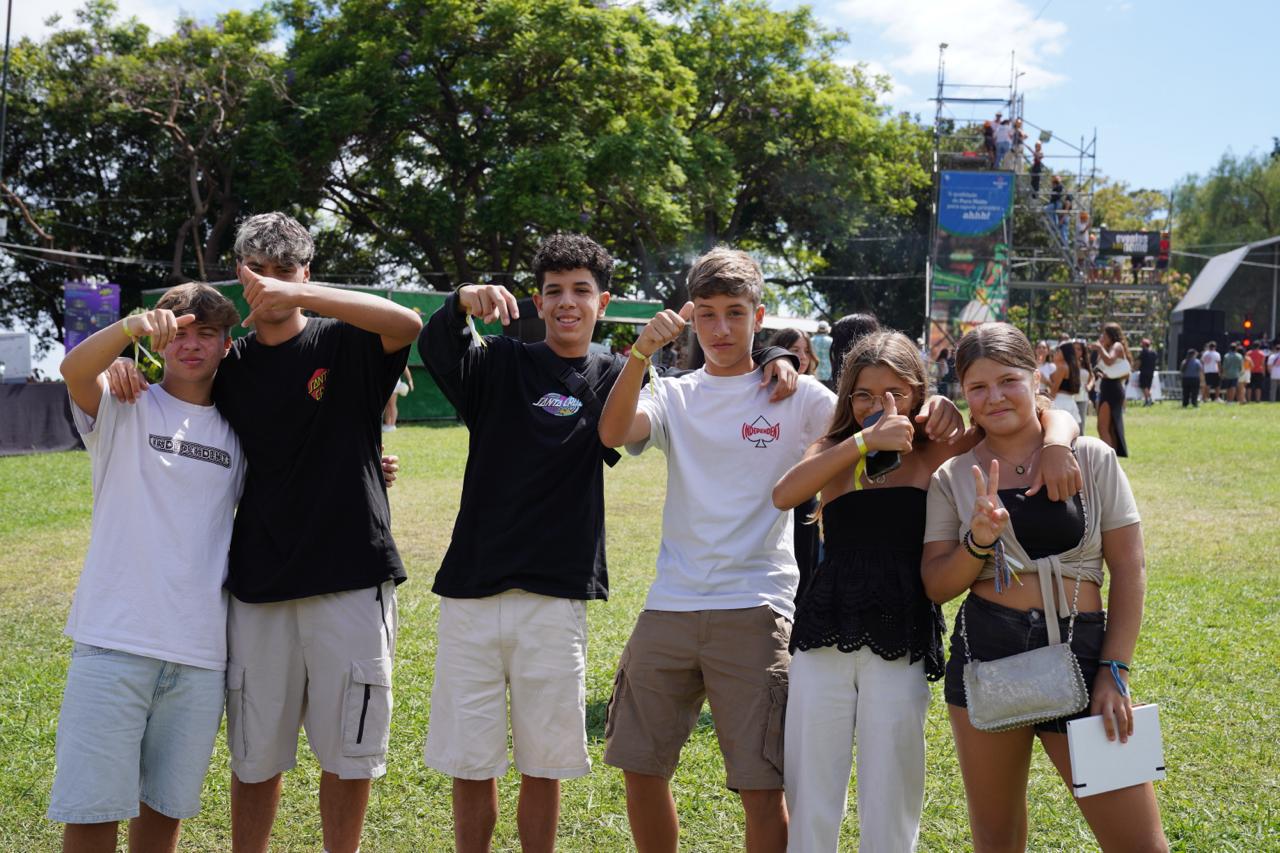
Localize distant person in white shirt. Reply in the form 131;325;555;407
50;284;245;853
1200;341;1221;401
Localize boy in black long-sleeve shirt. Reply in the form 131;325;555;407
418;234;798;851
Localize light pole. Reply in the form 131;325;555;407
0;0;12;237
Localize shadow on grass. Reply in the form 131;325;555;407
587;699;715;743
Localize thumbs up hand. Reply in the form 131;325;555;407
635;302;694;358
862;391;914;454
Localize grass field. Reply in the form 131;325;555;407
1;403;1278;851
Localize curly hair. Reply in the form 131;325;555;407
531;233;614;291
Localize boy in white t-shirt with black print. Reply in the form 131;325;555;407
597;247;834;851
50;283;246;852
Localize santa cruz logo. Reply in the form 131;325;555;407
533;392;583;417
306;368;328;401
742;415;781;448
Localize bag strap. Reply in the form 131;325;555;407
526;342;621;467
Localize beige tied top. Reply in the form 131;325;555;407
925;437;1141;645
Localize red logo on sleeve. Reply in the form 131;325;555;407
307;368;329;401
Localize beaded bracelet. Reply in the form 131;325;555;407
962;529;994;560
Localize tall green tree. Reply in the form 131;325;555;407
0;1;288;350
1172;151;1280;267
276;0;695;288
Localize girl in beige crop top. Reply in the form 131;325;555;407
921;322;1167;853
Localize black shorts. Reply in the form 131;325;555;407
1222;377;1238;389
1138;371;1154;390
1205;372;1221;388
944;594;1105;734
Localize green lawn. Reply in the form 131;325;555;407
1;403;1278;851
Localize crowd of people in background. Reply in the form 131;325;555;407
1179;339;1280;407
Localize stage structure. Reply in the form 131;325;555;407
925;46;1169;354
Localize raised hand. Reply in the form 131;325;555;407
122;309;196;353
862;391;914;453
915;394;966;443
455;282;520;326
969;459;1009;547
634;302;694;358
239;264;305;328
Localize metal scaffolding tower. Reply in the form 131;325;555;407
925;46;1168;351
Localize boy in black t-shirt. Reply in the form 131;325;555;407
419;234;800;852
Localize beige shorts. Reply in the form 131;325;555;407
423;590;590;780
226;582;398;783
602;606;791;791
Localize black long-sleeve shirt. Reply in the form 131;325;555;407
419;293;796;601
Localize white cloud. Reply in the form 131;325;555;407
834;0;1069;93
835;57;915;101
11;0;261;42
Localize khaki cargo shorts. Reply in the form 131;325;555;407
602;605;790;791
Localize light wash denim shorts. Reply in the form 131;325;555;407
47;643;225;824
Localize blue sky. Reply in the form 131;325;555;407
780;0;1278;192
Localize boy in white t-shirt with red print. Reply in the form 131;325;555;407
51;284;245;852
596;248;834;851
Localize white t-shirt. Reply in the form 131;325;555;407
628;371;836;619
994;123;1013;144
1269;352;1280;379
1201;349;1221;373
1038;362;1055;390
69;386;245;670
1074;367;1090;403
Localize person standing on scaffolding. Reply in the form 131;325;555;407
994;119;1014;169
1030;142;1044;197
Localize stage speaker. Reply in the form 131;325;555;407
1180;309;1225;337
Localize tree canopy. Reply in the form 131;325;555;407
2;0;933;350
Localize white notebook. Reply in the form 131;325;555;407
1067;703;1166;798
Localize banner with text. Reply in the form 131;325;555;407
1097;230;1160;257
64;282;121;351
931;171;1014;351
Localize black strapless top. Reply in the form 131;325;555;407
790;487;945;681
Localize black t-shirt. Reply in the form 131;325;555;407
420;293;797;601
1139;348;1158;375
214;318;410;602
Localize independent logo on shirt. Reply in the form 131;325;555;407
532;392;582;417
148;435;232;468
742;415;781;448
306;368;328;401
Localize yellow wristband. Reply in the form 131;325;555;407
853;431;868;491
631;347;651;363
121;318;134;339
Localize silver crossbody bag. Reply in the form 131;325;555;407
961;485;1090;733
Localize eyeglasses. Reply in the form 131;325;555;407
851;391;912;407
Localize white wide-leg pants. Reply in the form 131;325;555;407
784;645;931;852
